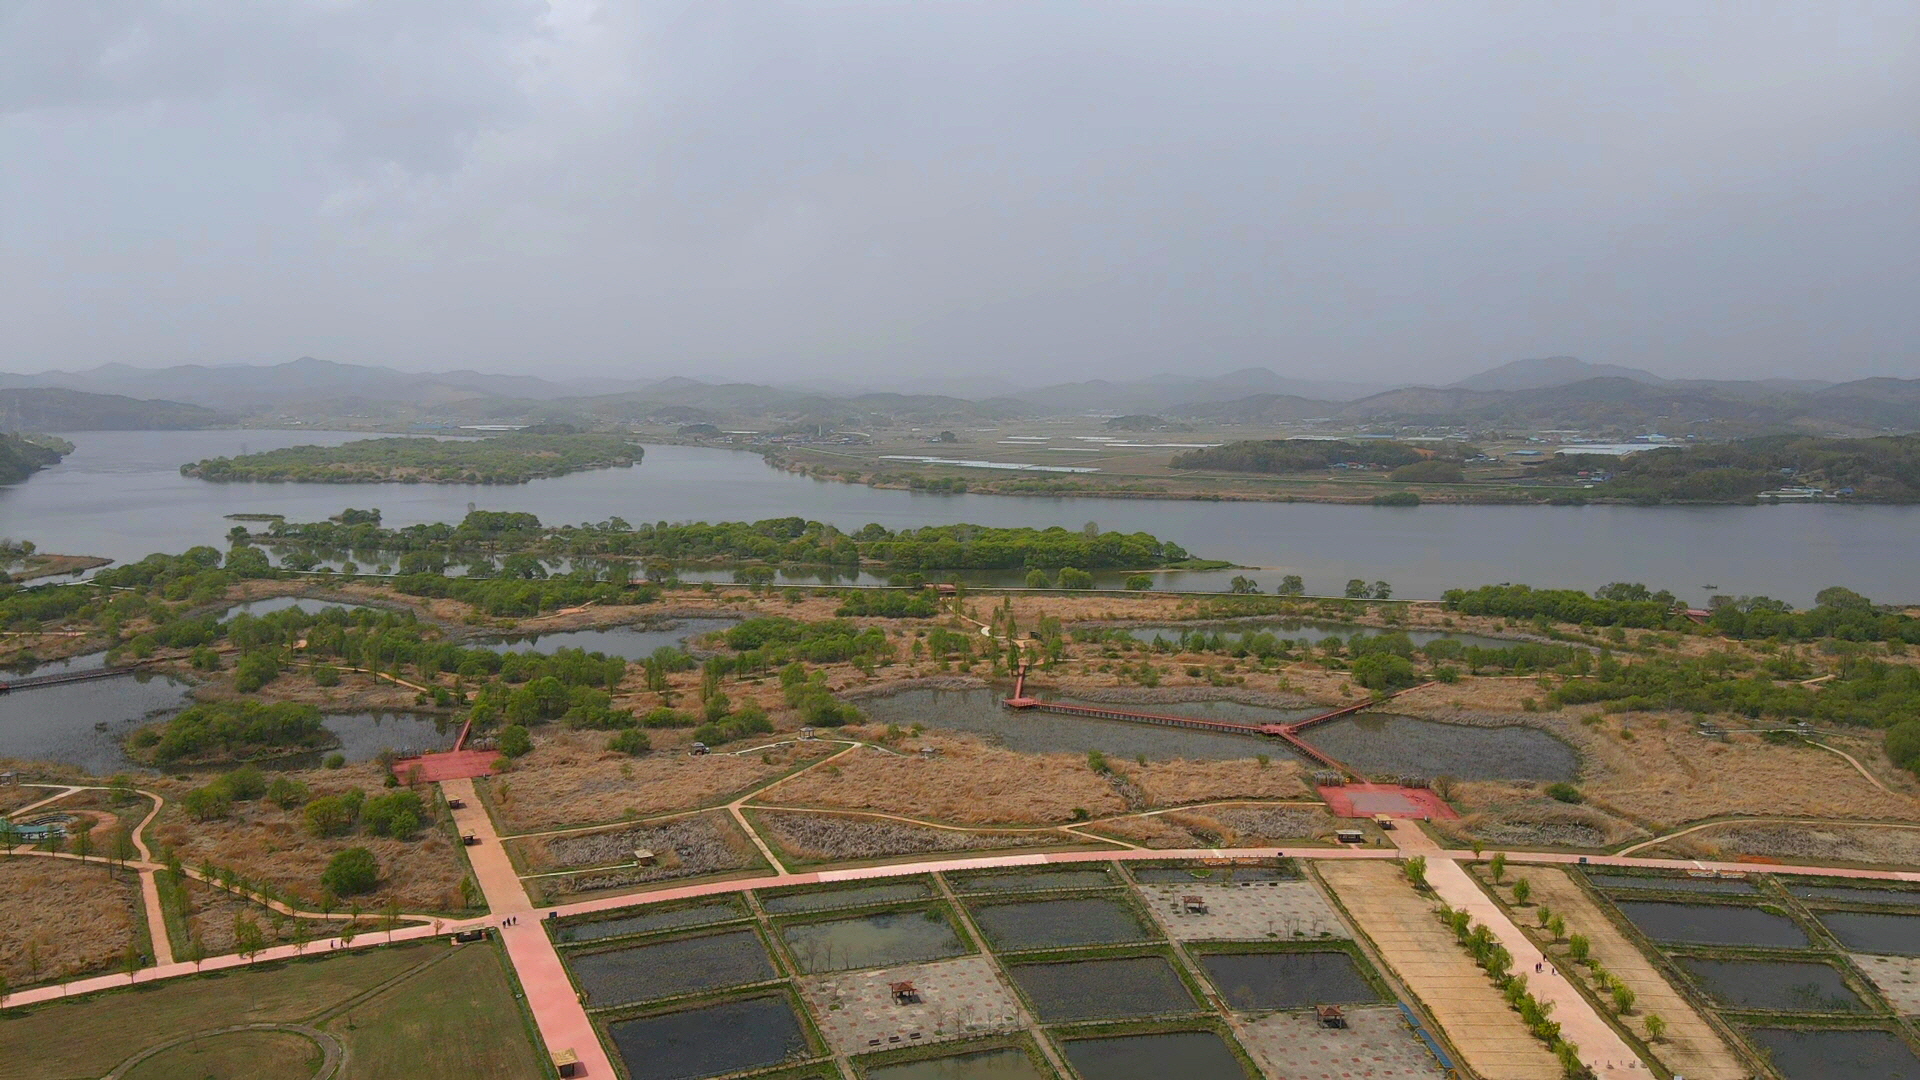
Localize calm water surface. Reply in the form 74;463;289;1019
6;433;1918;605
1061;1031;1249;1080
866;1048;1048;1080
0;672;192;773
1744;1028;1920;1080
476;619;736;659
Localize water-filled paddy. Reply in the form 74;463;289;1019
1790;884;1920;908
1199;950;1380;1011
968;896;1155;951
0;671;192;773
1060;1031;1251;1080
569;929;775;1005
1819;912;1920;955
1008;956;1199;1021
476;618;735;659
761;879;932;914
1615;901;1810;948
1130;865;1298;884
606;995;808;1080
859;688;1299;762
1301;714;1577;782
866;1047;1048;1080
1680;958;1866;1012
948;867;1116;893
1744;1028;1920;1080
1587;873;1758;896
555;901;745;943
780;909;966;973
4;650;109;677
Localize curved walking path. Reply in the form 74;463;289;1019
103;1022;343;1080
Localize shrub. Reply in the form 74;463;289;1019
304;795;358;838
232;650;283;693
498;724;533;758
323;753;346;770
1545;782;1584;804
1057;567;1094;590
182;786;232;821
266;777;310;810
320;847;379;896
362;791;425;839
1024;569;1051;589
310;664;340;687
1124;574;1153;591
609;729;651;755
220;764;268;801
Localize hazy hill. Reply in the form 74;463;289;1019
1449;355;1666;391
0;387;226;431
0;433;67;482
1165;393;1340;424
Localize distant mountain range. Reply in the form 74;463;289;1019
1;355;1914;436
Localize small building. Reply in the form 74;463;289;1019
1372;814;1396;830
1316;1004;1348;1029
890;980;920;1005
1334;828;1365;845
632;849;657;867
553;1048;581;1077
1181;895;1208;914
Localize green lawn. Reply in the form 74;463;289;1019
0;941;544;1080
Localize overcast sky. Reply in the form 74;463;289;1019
3;2;1917;386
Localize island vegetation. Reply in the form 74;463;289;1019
1168;438;1457;474
0;432;70;484
1534;433;1920;502
180;433;641;485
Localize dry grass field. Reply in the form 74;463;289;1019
756;809;1062;863
1319;860;1560;1080
1506;867;1747;1079
480;730;837;833
0;857;138;986
760;735;1126;824
1648;821;1920;866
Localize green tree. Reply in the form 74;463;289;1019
321;847;380;897
1345;579;1370;598
1611;983;1636;1014
1124;574;1153;590
1371;580;1393;600
1278;574;1305;595
1057;567;1094;590
233;912;266;964
1024;569;1052;589
609;729;651;755
1489;851;1507;882
1511;877;1532;905
498;724;533;758
1228;575;1260;594
1567;933;1591;963
1644;1013;1667;1041
1403;855;1427;888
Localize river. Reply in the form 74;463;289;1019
2;430;1914;606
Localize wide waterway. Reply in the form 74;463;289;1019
3;430;1916;606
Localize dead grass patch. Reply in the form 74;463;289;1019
759;734;1124;824
756;810;1059;863
1651;821;1920;867
0;857;137;985
1127;758;1312;807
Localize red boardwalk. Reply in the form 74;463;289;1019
1319;783;1458;820
391;749;498;783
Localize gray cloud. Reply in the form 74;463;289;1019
3;1;1916;384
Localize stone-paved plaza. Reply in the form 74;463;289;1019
1856;954;1920;1015
1139;881;1348;941
1238;1005;1447;1079
799;955;1024;1057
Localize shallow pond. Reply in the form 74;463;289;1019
1199;950;1380;1011
866;1047;1048;1080
948;867;1116;894
1819;912;1920;955
1614;901;1810;948
1744;1028;1920;1080
569;929;775;1005
476;618;736;659
556;901;746;943
1299;714;1577;782
968;896;1154;951
1587;873;1758;896
1792;884;1920;908
1130;865;1297;884
219;596;370;620
1008;956;1200;1022
860;688;1300;762
780;909;966;973
0;671;192;774
761;880;932;914
1680;958;1866;1013
319;712;457;763
607;995;808;1080
1060;1031;1250;1080
3;650;109;677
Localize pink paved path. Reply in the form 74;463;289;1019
445;777;615;1079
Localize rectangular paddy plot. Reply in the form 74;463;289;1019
569;929;775;1006
1820;912;1920;955
1060;1031;1252;1080
946;866;1117;893
1789;883;1920;907
801;956;1023;1057
1130;864;1298;885
1199;950;1382;1011
1744;1028;1920;1080
1679;958;1868;1013
1238;1006;1444;1079
966;895;1155;951
1138;882;1346;942
780;908;968;974
760;878;933;914
553;900;746;944
1586;872;1758;895
865;1045;1049;1080
606;995;810;1080
1614;900;1811;948
1007;955;1199;1022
